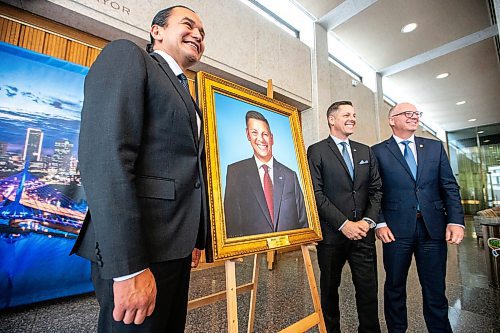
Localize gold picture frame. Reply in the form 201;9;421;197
197;72;321;261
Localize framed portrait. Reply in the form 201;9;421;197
197;72;321;261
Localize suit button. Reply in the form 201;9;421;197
194;181;201;189
95;248;100;255
352;191;356;194
98;260;104;267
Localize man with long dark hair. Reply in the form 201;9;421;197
71;5;207;332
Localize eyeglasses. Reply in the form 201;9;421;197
391;111;423;118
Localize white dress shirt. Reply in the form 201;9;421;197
254;156;274;188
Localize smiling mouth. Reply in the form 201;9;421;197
257;144;268;150
185;41;199;53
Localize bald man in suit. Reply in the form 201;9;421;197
372;102;464;333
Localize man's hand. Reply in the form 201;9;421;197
375;226;396;243
341;221;368;240
445;225;464;245
113;268;156;325
191;248;201;268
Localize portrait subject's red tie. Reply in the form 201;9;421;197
262;164;274;226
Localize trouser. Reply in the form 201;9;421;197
383;218;451;333
317;238;381;333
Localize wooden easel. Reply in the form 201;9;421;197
187;80;326;332
188;245;326;332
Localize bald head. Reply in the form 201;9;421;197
388;102;420;139
388;102;417;118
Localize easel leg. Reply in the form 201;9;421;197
301;245;327;333
247;254;260;333
226;260;239;333
266;250;276;270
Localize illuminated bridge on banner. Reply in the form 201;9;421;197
0;161;86;236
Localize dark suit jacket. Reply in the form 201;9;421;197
371;136;464;239
224;157;308;238
307;137;382;244
70;40;207;279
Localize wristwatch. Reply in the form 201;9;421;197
364;218;377;229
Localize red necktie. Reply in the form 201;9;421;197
262;164;274;225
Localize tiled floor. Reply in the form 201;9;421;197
1;219;499;332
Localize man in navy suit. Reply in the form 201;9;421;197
372;102;464;333
308;101;382;333
224;110;308;238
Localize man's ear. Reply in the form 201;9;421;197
388;117;395;127
328;115;335;127
150;25;162;42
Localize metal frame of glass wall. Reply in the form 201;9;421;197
447;124;500;215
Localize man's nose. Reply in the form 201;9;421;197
192;28;203;41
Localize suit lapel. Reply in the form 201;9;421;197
245;160;273;229
415;137;425;183
272;161;285;230
326;137;353;182
385;137;415;181
150;53;199;147
350;141;361;182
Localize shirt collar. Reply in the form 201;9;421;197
254;156;274;170
392;134;416;145
154;50;183;77
330;135;350;147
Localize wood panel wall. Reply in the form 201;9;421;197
0;2;196;89
0;3;107;67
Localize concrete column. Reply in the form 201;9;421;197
374;72;384;143
301;22;331;149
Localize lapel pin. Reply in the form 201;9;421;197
419;144;423;148
353;149;357;152
279;176;283;180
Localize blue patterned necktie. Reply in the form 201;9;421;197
177;73;189;93
340;142;354;179
401;140;417;180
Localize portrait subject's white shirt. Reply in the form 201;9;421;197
254;156;274;189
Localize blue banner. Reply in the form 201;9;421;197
0;41;92;308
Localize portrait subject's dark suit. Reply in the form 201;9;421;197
372;136;464;333
307;136;382;333
224;157;308;238
70;40;207;331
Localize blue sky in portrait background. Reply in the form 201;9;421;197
215;92;302;194
0;42;87;156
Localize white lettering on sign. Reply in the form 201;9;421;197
96;0;130;15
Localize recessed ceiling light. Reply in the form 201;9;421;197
436;73;449;79
468;118;477;122
483;139;490;143
401;23;418;33
477;130;484;134
456;101;466;105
